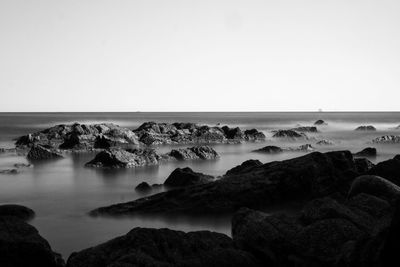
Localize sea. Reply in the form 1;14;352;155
0;112;399;258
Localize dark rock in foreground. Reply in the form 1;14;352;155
164;167;214;187
348;175;400;203
90;151;363;216
355;125;376;131
253;145;283;154
290;126;318;133
66;227;260;267
367;155;400;186
225;159;262;176
272;129;307;140
0;204;35;221
314;119;327;125
0;209;64;267
372;135;400;144
27;145;63;161
354;147;377;157
86;146;219;168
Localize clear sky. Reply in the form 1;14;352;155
0;0;399;112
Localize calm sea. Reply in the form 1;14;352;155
0;112;399;258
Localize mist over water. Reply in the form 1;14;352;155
0;112;400;258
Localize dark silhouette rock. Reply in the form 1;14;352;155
314;119;327;125
354;147;377;157
253;145;283;154
135;182;152;192
225;159;263;176
0;204;35;221
348;175;400;203
354;158;374;173
290;126;318;133
27;145;63;161
355;125;376;131
367;155;400;185
164;167;214;187
90;151;363;216
272;130;307;140
66;227;260;267
372;135;400;144
222;126;244;139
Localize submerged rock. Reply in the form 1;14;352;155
314;119;327;125
253;145;283;154
355;125;376;131
0;169;18;174
288;144;315;152
27;145;63;161
316;139;334;146
14;163;32;168
272;130;307;140
354;147;377;157
90;151;363;216
66;227;260;267
135;182;152;192
164;167;214;187
290;126;318;133
372;135;400;144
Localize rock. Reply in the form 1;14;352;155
135;182;152;192
243;129;266;141
367;155;400;185
13;163;32;168
90;151;362;216
16;123;139;151
253;145;283;154
288;144;315;152
0;213;64;267
372;135;400;144
27;145;63;161
314;120;327;125
0;169;19;174
316;139;334;146
348;175;400;203
354;147;377;157
355;125;376;131
290;126;318;133
0;204;35;221
169;146;219;160
222;126;244;139
164;167;214;187
66;227;260;267
272;130;307;140
225;159;263;176
354;158;374;173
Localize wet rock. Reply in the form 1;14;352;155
169;145;219;160
367;155;400;185
90;151;362;216
290;126;318;133
272;130;307;140
164;167;214;187
355;125;376;131
314;119;327;125
0;204;35;221
27;145;63;161
66;227;260;267
253;145;283;154
316;139;334;146
135;182;152;192
354;147;377;157
348;175;400;203
372;135;400;144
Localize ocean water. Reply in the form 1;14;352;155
0;112;400;258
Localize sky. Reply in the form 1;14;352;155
0;0;399;112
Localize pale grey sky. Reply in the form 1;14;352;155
0;0;399;111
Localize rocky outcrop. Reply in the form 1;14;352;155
66;227;260;267
225;159;263;176
253;145;283;154
134;122;265;145
355;125;376;131
86;146;219;168
354;147;377;157
27;145;63;161
367;155;400;186
372;135;400;144
272;130;307;140
164;167;214;187
316;139;334;146
314;119;327;125
16;123;139;151
90;151;364;216
348;175;400;203
290;126;318;133
135;182;152;192
0;206;64;267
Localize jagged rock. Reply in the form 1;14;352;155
66;227;260;267
169;146;219;160
164;167;214;187
316;139;334;146
372;135;400;144
272;130;307;140
253;145;283;154
27;145;63;161
367;155;400;185
290;126;318;133
355;125;376;131
90;151;362;216
314;120;327;125
348;175;400;203
0;210;64;267
135;182;152;192
354;147;377;157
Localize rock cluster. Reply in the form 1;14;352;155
372;135;400;144
290;126;318;133
272;130;308;140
